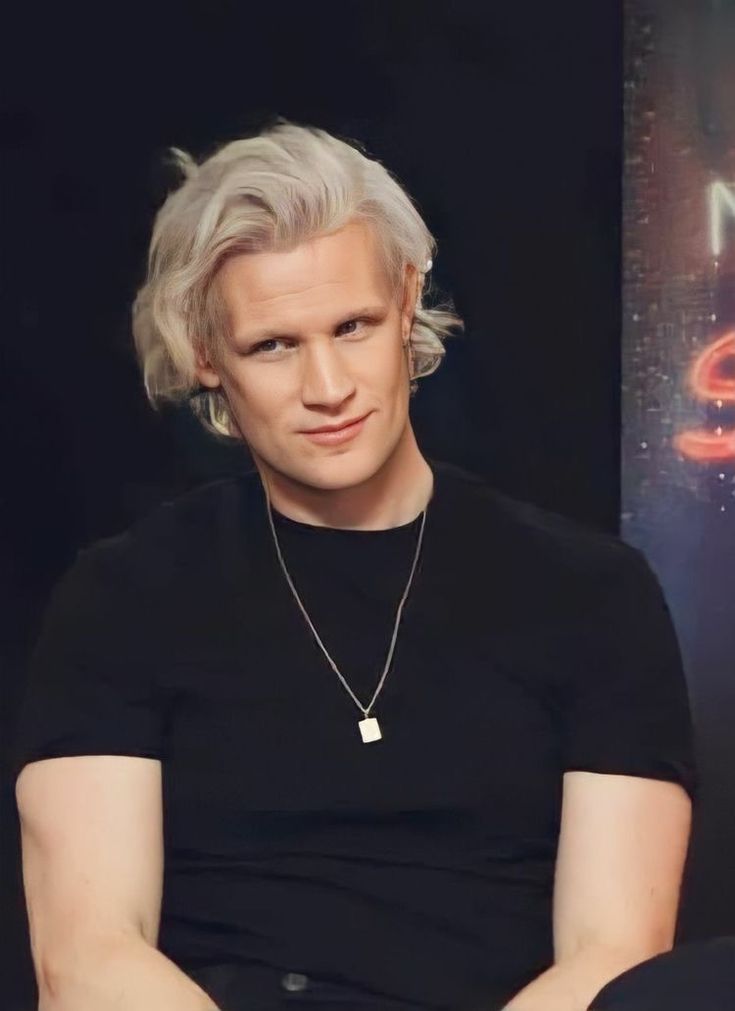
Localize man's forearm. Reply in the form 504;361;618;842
39;931;222;1011
501;943;661;1011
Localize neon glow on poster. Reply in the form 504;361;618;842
623;0;735;936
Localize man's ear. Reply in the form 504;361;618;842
193;347;222;389
400;264;420;341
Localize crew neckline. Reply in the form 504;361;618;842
267;457;440;536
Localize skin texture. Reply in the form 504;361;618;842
503;771;692;1010
194;218;435;530
16;755;220;1010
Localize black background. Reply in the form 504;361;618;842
0;2;656;1007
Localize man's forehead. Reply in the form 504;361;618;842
217;236;396;338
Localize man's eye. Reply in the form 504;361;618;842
247;319;371;355
250;338;289;355
338;318;367;336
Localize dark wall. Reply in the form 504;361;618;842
1;3;621;1007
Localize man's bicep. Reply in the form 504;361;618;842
552;769;692;963
16;754;164;988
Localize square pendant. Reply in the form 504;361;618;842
359;717;382;743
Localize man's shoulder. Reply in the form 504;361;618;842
72;470;259;586
433;456;644;579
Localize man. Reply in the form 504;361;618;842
14;120;697;1011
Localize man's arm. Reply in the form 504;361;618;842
500;942;658;1011
39;930;221;1011
502;770;692;1011
16;754;220;1011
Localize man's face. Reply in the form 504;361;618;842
195;219;418;491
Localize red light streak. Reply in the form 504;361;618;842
674;330;735;461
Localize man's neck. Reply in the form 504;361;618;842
254;436;434;532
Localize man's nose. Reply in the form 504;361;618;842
300;341;357;406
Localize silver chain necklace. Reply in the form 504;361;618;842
264;485;429;743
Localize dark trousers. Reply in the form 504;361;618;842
587;936;735;1011
189;938;735;1011
188;962;421;1011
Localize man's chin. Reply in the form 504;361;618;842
297;453;380;491
260;447;384;493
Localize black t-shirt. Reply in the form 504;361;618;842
12;457;698;1011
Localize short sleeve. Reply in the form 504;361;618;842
559;543;699;803
11;543;166;782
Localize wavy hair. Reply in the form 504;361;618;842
131;118;465;439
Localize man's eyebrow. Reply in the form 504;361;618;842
235;305;387;344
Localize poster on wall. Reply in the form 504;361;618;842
623;0;735;937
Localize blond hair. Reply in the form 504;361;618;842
131;118;464;439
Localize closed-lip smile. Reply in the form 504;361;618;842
301;413;370;434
